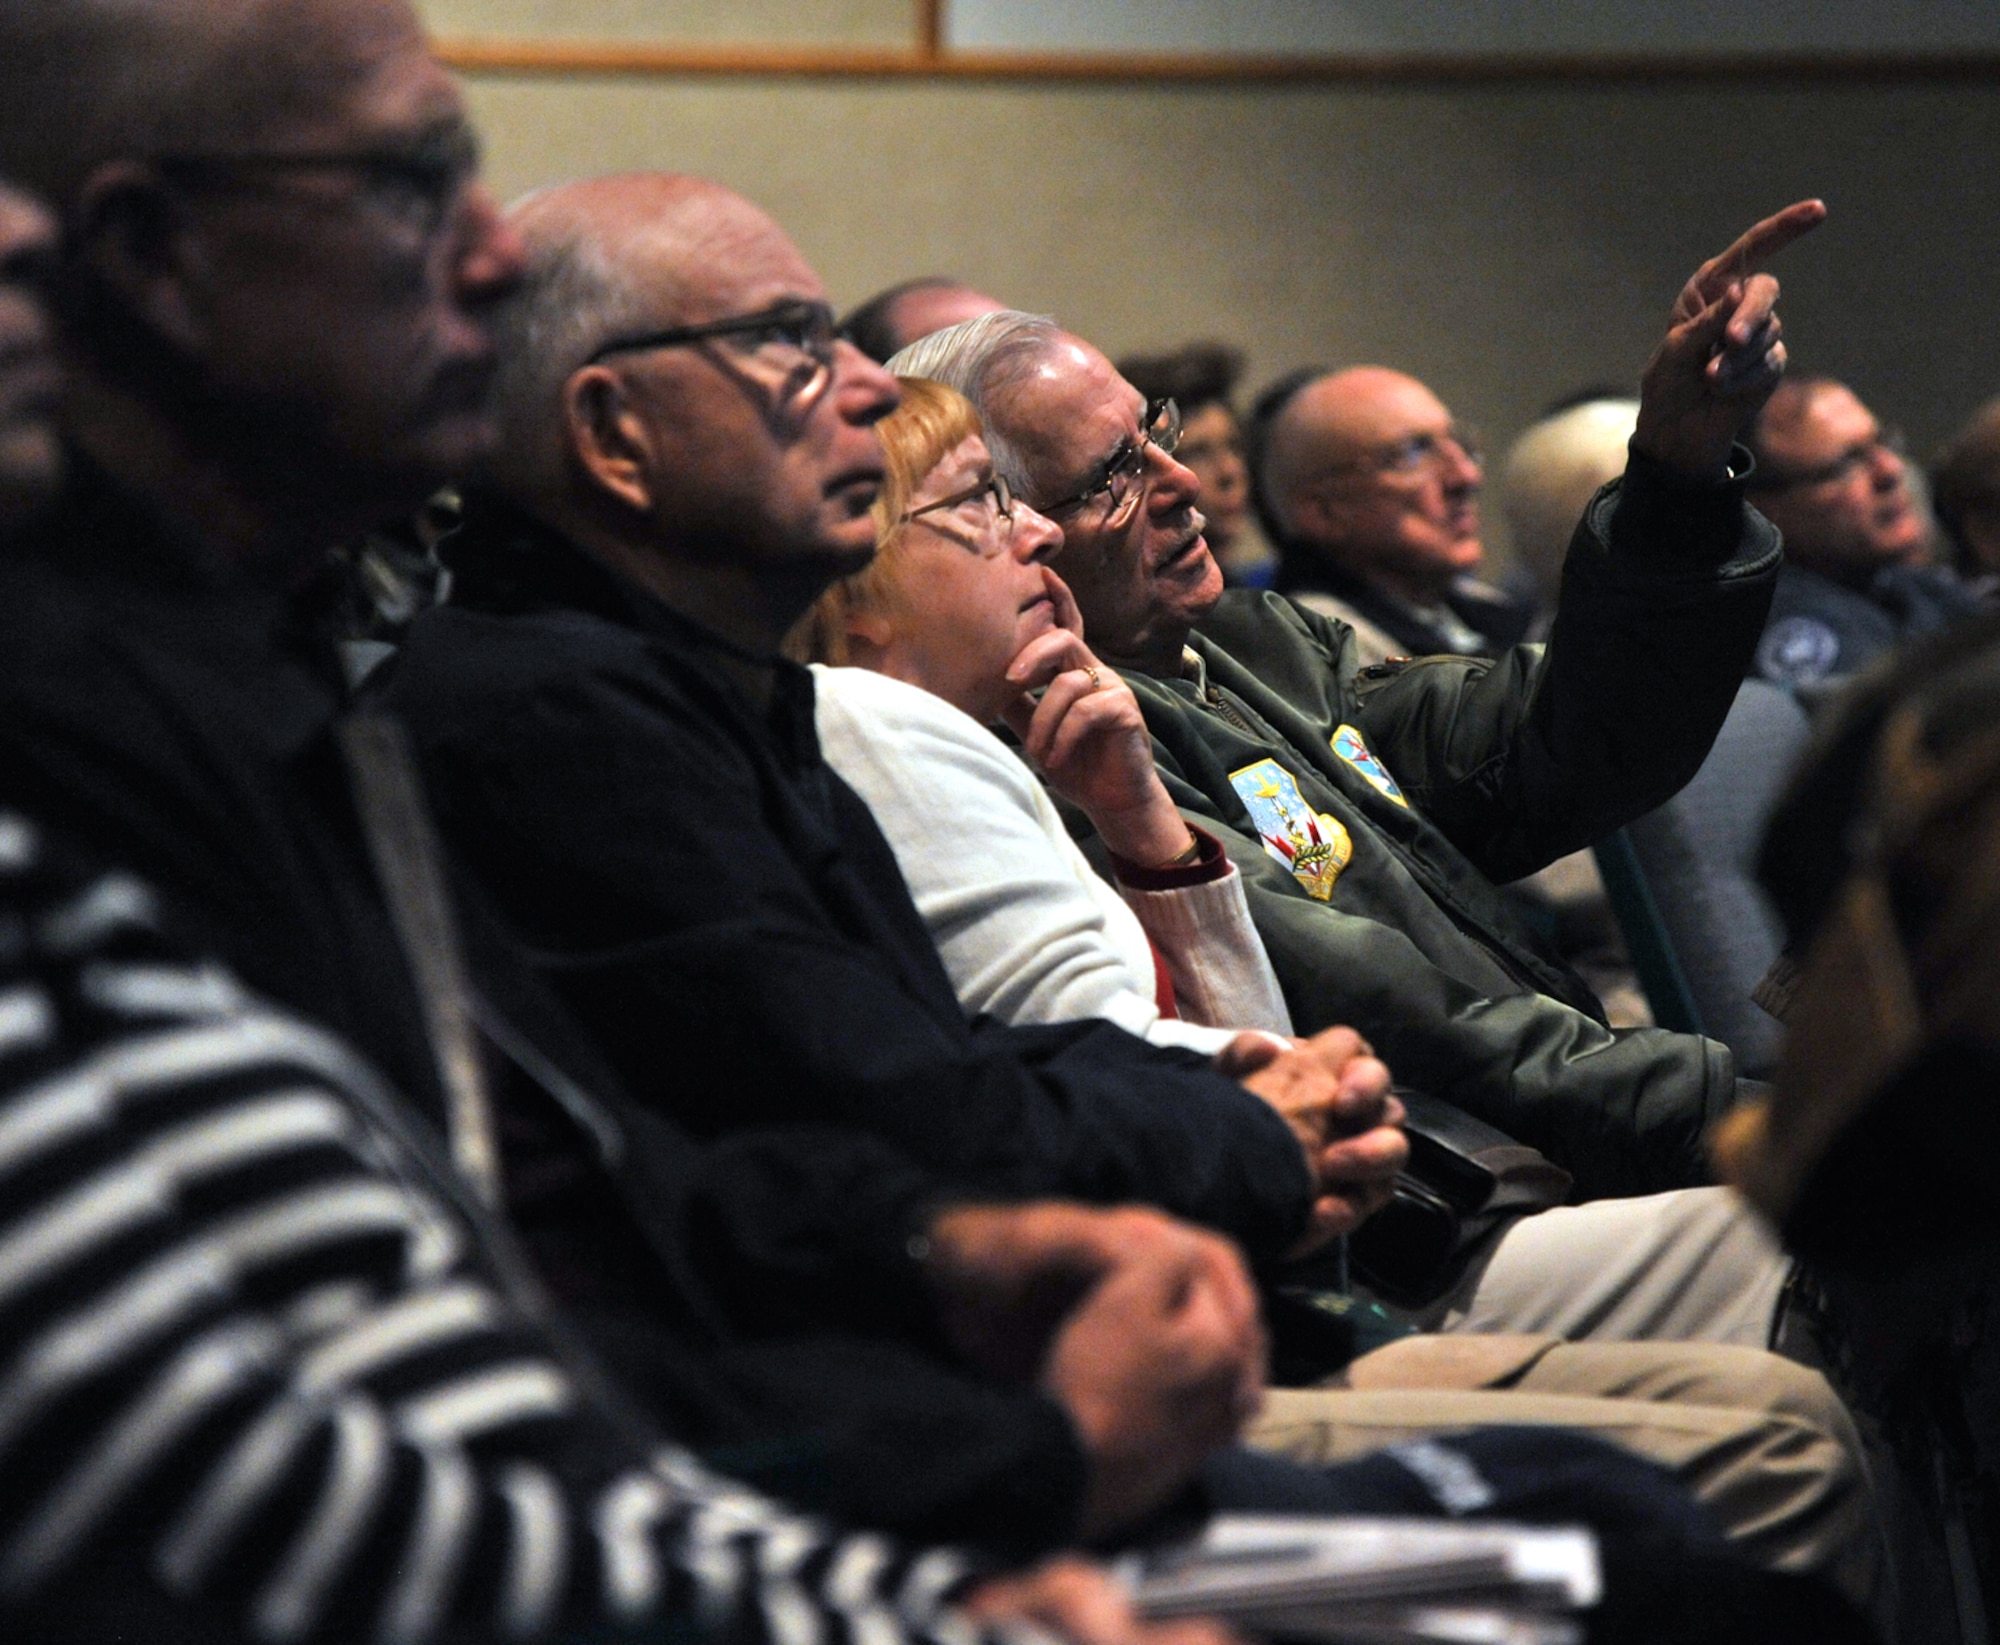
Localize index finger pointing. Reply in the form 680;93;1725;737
1692;199;1827;299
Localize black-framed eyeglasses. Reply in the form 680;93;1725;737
1324;423;1483;480
1747;427;1906;493
154;121;483;241
1039;397;1182;526
585;299;839;407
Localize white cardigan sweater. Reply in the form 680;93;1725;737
812;665;1293;1055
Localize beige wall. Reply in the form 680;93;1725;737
457;67;2000;561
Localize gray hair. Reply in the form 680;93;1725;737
1499;398;1638;605
474;193;662;507
888;309;1063;494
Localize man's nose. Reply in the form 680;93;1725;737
834;337;900;425
1869;439;1907;489
1441;435;1482;489
454;181;527;303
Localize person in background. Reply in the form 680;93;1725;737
1744;375;1982;693
1120;342;1276;587
1498;394;1642;636
0;178;58;534
1248;366;1535;666
842;274;1006;363
1929;393;2000;589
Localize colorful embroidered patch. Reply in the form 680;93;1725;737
1331;724;1409;807
1229;758;1353;901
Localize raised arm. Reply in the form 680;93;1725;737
1631;199;1827;481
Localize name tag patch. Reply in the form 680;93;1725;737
1331;724;1409;807
1229;757;1353;901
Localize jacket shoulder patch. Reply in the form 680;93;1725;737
1331;724;1409;807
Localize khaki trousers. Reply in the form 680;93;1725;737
1411;1186;1792;1349
1246;1332;1878;1607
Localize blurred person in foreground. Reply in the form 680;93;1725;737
0;6;1377;1639
1120;343;1276;588
0;155;1242;1645
1929;394;2000;589
1744;376;1981;694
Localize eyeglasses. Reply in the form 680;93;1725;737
1324;423;1483;480
902;472;1020;555
1039;397;1183;527
154;121;483;241
586;299;839;407
1748;427;1906;493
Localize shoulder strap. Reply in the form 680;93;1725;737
337;713;502;1206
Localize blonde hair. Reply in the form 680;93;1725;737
787;377;983;664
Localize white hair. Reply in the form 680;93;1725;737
888;309;1063;494
1499;398;1638;603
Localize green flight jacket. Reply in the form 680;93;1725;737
1118;457;1781;1200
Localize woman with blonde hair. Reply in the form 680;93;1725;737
793;378;1292;1052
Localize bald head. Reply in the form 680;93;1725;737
1258;366;1483;606
483;173;799;507
0;0;425;209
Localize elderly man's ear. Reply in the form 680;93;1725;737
67;162;210;354
564;366;660;515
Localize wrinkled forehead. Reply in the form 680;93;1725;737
991;335;1142;492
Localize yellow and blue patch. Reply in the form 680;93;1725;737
1331;724;1408;808
1229;757;1353;901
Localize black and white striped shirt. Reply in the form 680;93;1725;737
0;808;1026;1645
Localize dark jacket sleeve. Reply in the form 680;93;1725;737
1355;453;1782;883
388;628;1316;1262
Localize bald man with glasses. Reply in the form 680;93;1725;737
1250;367;1535;667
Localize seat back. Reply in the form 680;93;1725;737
1611;679;1811;1076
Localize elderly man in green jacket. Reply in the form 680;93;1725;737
893;205;1824;1333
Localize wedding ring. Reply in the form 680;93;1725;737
1084;666;1102;691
